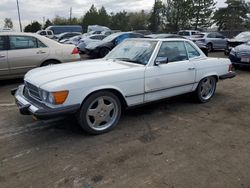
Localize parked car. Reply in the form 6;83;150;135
77;34;107;54
101;30;121;36
190;32;227;52
146;33;208;56
36;30;54;39
0;32;80;80
229;41;250;68
13;38;235;134
87;25;110;33
225;31;250;55
60;35;82;45
46;25;83;36
178;30;202;39
85;32;144;57
57;32;82;42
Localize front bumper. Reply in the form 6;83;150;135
219;72;237;80
13;85;80;119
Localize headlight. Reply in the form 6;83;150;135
40;90;69;105
230;48;236;56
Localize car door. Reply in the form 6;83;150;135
7;35;49;75
0;36;9;76
207;33;217;48
215;33;227;49
144;41;196;102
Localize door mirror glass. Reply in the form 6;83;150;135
155;57;168;66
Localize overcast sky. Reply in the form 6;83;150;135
0;0;245;31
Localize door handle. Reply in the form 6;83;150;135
0;55;5;58
188;67;196;70
37;51;46;54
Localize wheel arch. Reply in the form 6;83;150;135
194;74;219;91
80;87;128;111
40;59;62;67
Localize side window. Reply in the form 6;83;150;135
157;41;188;63
191;32;196;35
37;39;47;48
0;36;6;50
216;33;224;39
40;31;46;35
185;42;200;58
207;33;215;38
90;36;98;40
47;31;53;35
9;36;37;50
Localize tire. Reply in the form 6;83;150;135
195;76;217;103
206;43;213;53
99;47;110;58
41;60;59;67
78;91;122;134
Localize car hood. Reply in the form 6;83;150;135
228;38;249;43
24;59;142;87
86;40;109;49
235;43;250;51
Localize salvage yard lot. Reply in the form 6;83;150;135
0;52;250;188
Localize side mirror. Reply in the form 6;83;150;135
155;57;168;66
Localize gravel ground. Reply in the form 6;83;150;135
0;52;249;188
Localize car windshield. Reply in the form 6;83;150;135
178;32;190;36
69;36;81;41
103;32;124;42
106;40;157;65
235;32;250;40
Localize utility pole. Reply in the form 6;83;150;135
16;0;22;32
70;7;72;23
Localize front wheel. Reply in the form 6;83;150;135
99;48;110;58
206;43;213;53
78;91;121;134
195;76;217;103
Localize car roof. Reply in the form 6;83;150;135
0;32;41;36
126;38;191;42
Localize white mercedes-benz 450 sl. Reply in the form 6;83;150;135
13;38;236;134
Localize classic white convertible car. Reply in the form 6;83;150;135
13;38;236;134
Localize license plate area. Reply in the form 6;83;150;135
241;57;250;63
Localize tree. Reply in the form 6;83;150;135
128;10;150;30
82;5;99;31
191;0;216;30
148;0;165;32
98;6;110;27
213;0;250;31
24;21;42;32
110;11;129;31
4;18;13;29
43;19;53;29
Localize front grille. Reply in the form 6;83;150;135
237;51;250;57
24;82;42;101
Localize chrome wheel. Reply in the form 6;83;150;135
200;77;216;100
86;96;119;131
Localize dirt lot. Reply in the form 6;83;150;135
0;52;250;188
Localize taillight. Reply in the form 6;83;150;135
229;64;234;72
72;47;79;54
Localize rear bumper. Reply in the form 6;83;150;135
219;72;237;80
13;85;80;119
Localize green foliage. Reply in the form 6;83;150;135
148;0;165;32
213;0;250;30
24;21;41;33
43;19;53;29
128;10;150;30
191;0;216;30
109;11;129;31
4;18;13;29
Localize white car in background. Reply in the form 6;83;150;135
0;32;80;80
13;38;235;134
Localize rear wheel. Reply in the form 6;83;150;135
206;43;213;53
78;91;121;134
99;48;110;58
195;76;217;103
41;60;59;67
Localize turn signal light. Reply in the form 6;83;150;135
52;91;69;104
72;47;79;54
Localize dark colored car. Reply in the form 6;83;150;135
225;31;250;55
57;32;82;42
229;41;250;68
85;32;144;58
146;33;208;56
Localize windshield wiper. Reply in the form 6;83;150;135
115;58;143;65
